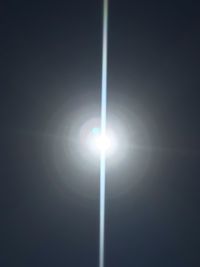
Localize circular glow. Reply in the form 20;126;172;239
95;134;110;151
85;126;117;156
92;133;113;153
78;118;125;161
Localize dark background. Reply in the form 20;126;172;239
1;0;200;266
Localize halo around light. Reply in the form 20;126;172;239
77;118;121;160
88;127;117;155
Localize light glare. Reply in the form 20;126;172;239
94;134;112;152
84;126;117;156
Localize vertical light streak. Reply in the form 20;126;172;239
99;1;109;267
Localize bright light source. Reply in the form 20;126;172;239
95;135;111;152
78;119;121;159
86;127;117;156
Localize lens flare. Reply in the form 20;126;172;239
90;128;116;155
95;134;111;152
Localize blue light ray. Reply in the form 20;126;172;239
99;1;109;267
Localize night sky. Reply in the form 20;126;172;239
1;0;200;266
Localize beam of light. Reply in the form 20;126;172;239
99;1;109;267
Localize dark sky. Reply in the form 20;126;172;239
1;0;200;266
